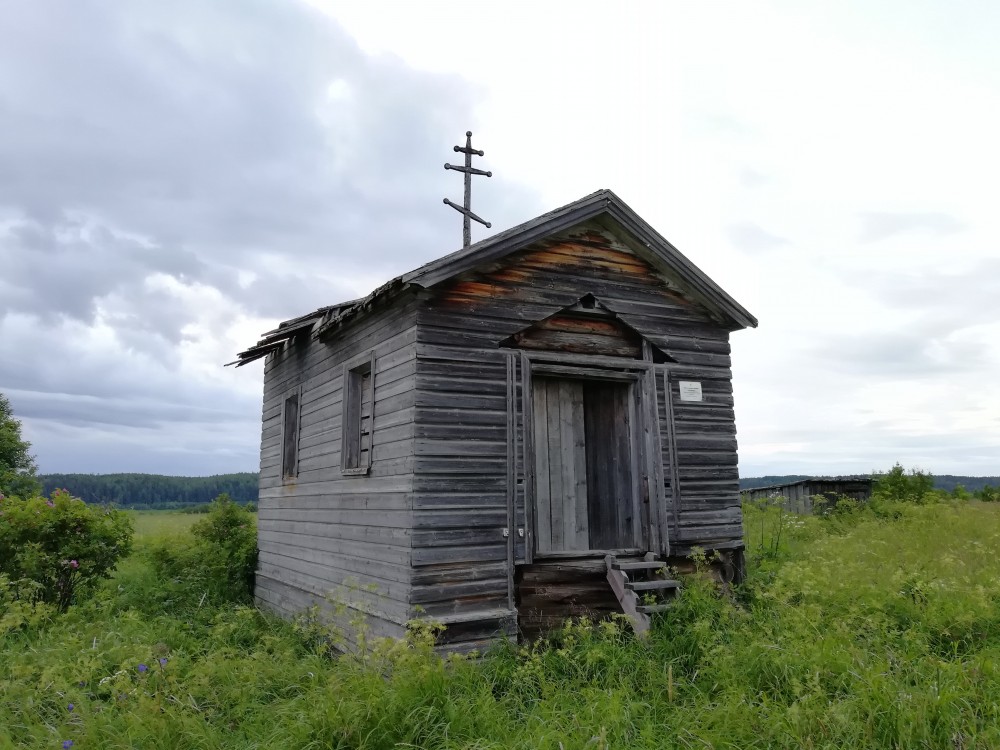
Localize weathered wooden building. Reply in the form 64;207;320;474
233;190;757;651
742;476;874;514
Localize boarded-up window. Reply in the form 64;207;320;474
281;392;300;480
342;353;375;474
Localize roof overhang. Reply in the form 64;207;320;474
229;189;757;367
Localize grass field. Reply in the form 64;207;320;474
129;511;202;540
4;499;1000;749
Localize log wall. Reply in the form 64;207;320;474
410;222;744;644
254;297;419;648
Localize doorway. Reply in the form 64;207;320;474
531;376;640;554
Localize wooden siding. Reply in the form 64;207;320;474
507;312;643;358
255;297;419;649
410;222;744;639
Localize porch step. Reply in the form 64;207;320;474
605;554;682;637
610;560;668;572
625;579;681;592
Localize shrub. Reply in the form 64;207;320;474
147;493;257;603
0;489;132;611
872;463;935;503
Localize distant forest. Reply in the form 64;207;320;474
40;473;259;510
740;474;1000;492
38;471;998;509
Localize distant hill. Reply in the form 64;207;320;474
40;472;259;510
740;474;1000;492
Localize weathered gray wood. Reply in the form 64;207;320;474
532;380;552;552
605;555;650;636
643;358;668;555
280;391;300;480
547;380;564;550
252;211;750;652
570;383;589;550
584;381;636;549
625;578;681;591
520;351;535;564
504;353;517;610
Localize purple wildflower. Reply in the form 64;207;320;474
137;663;148;673
69;560;79;569
159;658;168;667
63;742;74;749
68;703;74;712
46;500;55;508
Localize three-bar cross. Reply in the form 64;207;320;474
444;131;492;248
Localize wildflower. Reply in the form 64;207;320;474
46;500;55;508
63;742;74;749
137;663;148;673
68;703;74;712
69;560;79;569
159;658;168;667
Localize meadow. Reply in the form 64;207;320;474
4;498;1000;749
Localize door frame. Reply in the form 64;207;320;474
516;350;668;563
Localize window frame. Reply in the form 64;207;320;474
280;386;302;482
341;350;376;476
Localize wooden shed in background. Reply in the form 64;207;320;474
742;476;874;514
233;190;757;652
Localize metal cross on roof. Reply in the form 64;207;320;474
443;131;492;248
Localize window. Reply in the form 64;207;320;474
281;390;300;480
341;352;375;474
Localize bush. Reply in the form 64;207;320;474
0;489;132;611
147;493;257;603
872;463;935;503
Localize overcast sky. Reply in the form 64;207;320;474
1;0;997;477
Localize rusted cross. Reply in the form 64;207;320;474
444;131;492;248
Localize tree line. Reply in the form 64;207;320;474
39;472;260;509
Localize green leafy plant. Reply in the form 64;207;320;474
0;489;132;611
0;391;42;499
872;463;935;503
147;493;257;603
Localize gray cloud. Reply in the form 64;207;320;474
858;211;965;243
740;427;1000;478
738;168;769;188
726;221;788;253
846;258;1000;340
818;331;989;376
0;0;542;473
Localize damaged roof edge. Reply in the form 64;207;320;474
229;188;758;367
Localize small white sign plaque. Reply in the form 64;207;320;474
678;381;703;402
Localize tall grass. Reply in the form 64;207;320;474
4;500;1000;748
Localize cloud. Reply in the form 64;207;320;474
816;331;989;376
726;221;788;253
738;168;770;188
858;211;965;243
0;0;542;473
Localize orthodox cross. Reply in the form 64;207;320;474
443;131;492;247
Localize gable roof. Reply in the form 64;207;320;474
403;189;757;329
230;189;756;367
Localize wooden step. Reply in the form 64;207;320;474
610;560;667;572
625;579;681;592
637;603;673;614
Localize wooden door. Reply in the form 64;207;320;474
531;377;639;553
